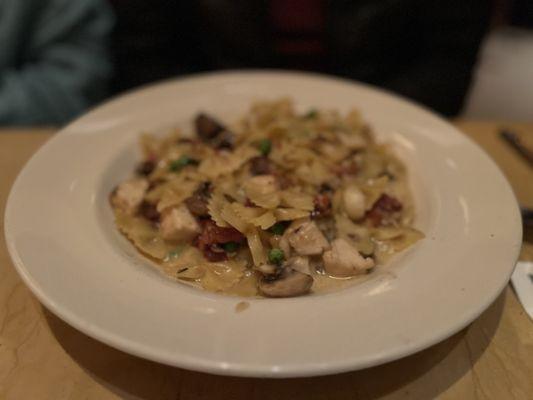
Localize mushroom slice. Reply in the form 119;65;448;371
258;268;313;298
195;113;225;141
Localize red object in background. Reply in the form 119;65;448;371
269;0;325;56
270;0;325;32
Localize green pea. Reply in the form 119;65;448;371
167;245;185;260
269;222;288;236
268;248;285;265
169;155;199;172
257;139;272;156
222;242;239;253
304;109;318;119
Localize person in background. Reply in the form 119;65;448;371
110;0;492;117
0;0;113;125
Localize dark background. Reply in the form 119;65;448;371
107;0;505;117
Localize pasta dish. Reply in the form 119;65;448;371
110;99;423;297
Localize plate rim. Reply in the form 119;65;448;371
4;69;523;377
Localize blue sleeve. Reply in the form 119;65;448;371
0;0;114;125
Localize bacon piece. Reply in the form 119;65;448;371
138;200;160;223
196;219;245;260
311;193;331;219
136;160;156;176
331;159;358;176
203;244;228;262
366;194;403;226
249;156;272;175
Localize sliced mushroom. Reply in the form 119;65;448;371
194;113;234;149
195;113;225;141
184;181;212;217
258;268;313;298
214;130;234;150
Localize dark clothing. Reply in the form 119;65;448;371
110;0;491;116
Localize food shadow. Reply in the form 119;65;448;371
43;289;507;400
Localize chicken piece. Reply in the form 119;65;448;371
323;238;375;277
286;219;329;256
338;132;367;150
285;256;311;274
159;205;201;242
111;178;149;215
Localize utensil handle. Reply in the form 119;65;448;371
500;129;533;167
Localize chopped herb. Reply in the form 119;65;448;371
169;155;199;172
177;267;189;274
257;138;272;156
269;222;288;236
268;248;285;265
167;245;185;260
221;241;239;253
304;109;318;119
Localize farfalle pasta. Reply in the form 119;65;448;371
110;99;423;297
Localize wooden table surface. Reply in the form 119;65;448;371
1;123;532;400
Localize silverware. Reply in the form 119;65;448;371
500;129;533;166
511;261;533;320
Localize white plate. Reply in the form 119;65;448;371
4;71;522;377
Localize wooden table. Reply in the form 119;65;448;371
1;124;532;400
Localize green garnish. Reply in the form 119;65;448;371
269;222;288;236
304;109;318;119
257;138;272;156
169;155;199;172
167;245;185;260
222;241;239;253
268;248;285;265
